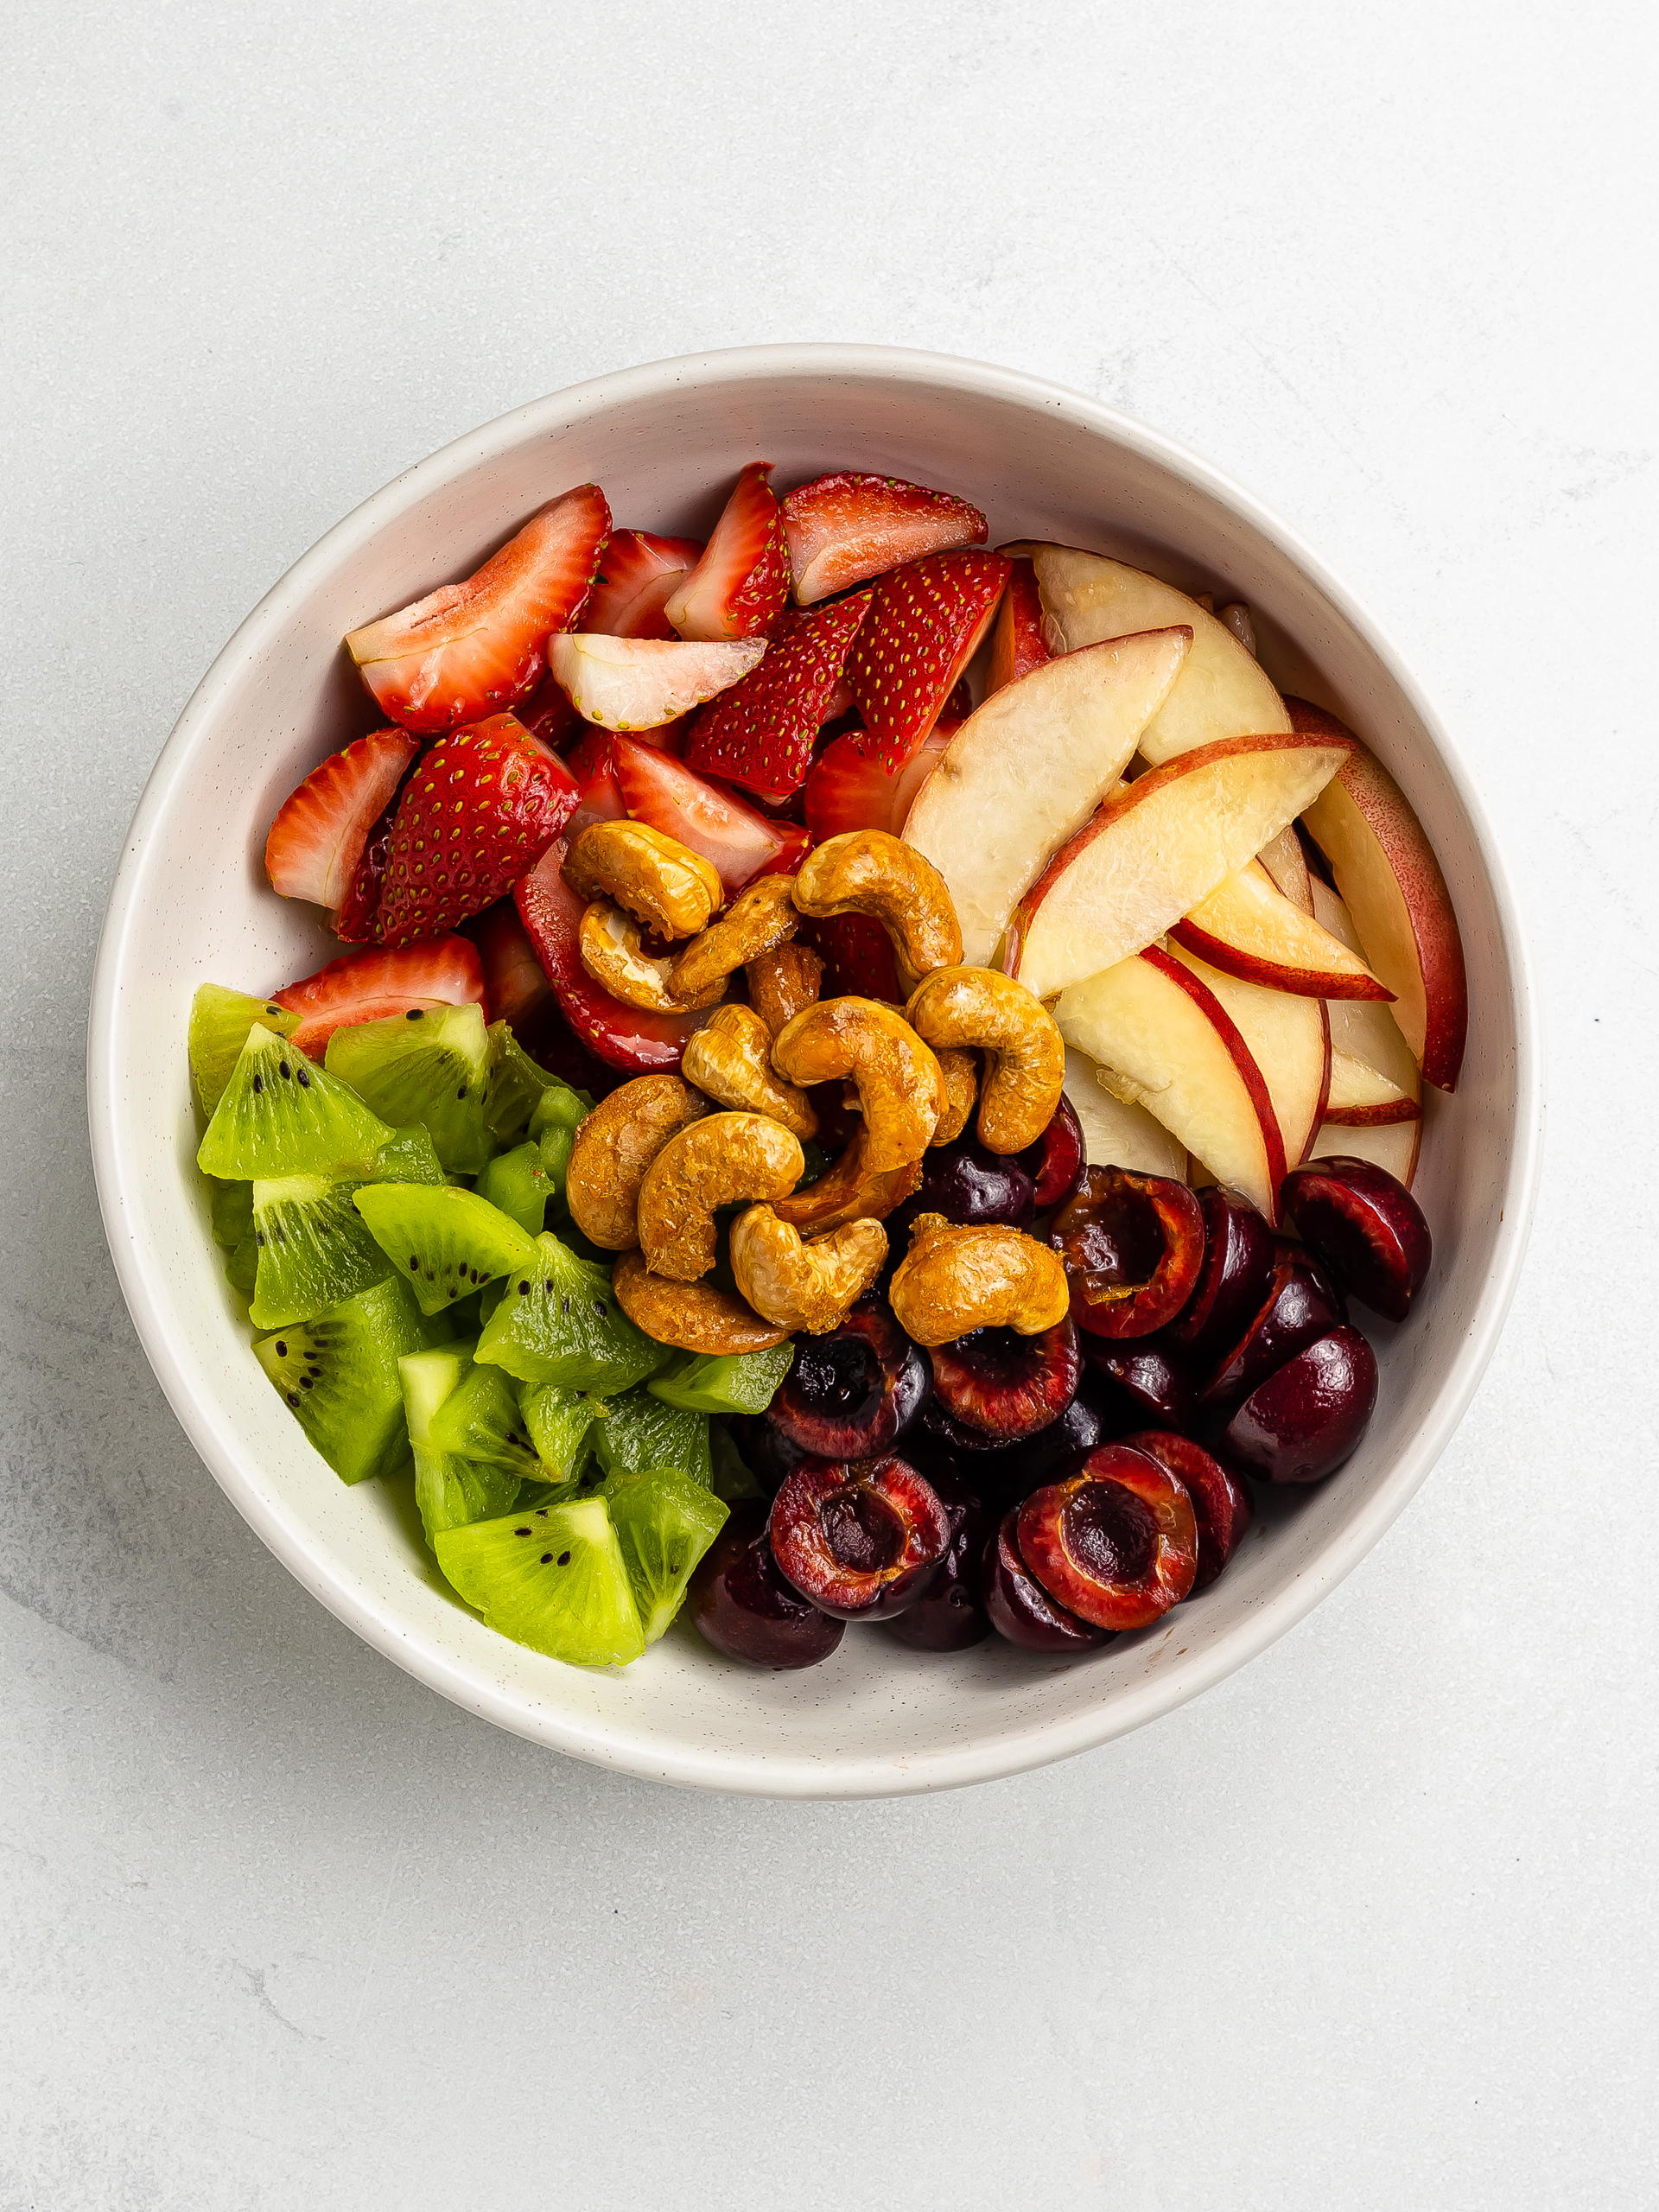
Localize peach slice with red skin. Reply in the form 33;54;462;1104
1163;939;1331;1173
1016;1444;1198;1630
1170;860;1389;999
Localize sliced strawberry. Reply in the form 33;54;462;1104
333;796;398;944
807;914;900;1003
547;632;766;731
987;557;1051;695
345;484;611;734
514;840;709;1072
517;664;584;753
803;715;960;843
782;473;987;606
264;727;419;917
462;900;554;1030
271;938;486;1057
682;590;872;800
612;734;790;895
375;714;581;949
847;550;1012;768
664;463;790;640
583;530;704;639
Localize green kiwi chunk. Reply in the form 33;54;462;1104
353;1184;538;1316
198;1024;392;1180
518;1380;607;1484
475;1141;552;1237
249;1173;394;1329
647;1344;797;1417
325;1003;491;1173
434;1494;645;1667
592;1385;712;1488
226;1232;260;1295
474;1233;669;1395
208;1177;253;1251
482;1022;572;1146
368;1124;448;1186
189;985;302;1117
426;1363;542;1481
254;1276;448;1484
601;1467;728;1645
531;1081;591;1217
399;1346;519;1542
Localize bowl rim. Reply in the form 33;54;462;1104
86;342;1545;1797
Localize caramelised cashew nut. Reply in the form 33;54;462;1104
563;819;722;940
772;1124;923;1236
637;1111;804;1282
566;1075;709;1251
728;1206;888;1335
612;1251;791;1354
906;965;1065;1154
747;940;823;1038
667;873;799;1007
931;1046;979;1147
579;900;726;1013
888;1212;1071;1344
771;996;943;1172
791;829;963;993
680;1004;818;1141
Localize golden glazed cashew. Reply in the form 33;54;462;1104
563;819;722;939
888;1212;1071;1344
771;1124;923;1236
931;1046;979;1147
612;1251;790;1354
747;940;823;1038
906;965;1066;1154
637;1111;804;1282
728;1207;888;1335
666;874;799;1007
680;1004;818;1140
578;901;724;1012
791;829;963;993
771;996;943;1172
565;1075;709;1251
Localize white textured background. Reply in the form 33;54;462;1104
4;3;1656;2206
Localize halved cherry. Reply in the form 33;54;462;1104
270;937;486;1058
1082;1337;1198;1433
1018;1368;1127;1491
1281;1158;1432;1324
584;529;704;639
1122;1430;1253;1592
1020;1095;1085;1211
513;838;709;1072
1048;1166;1205;1339
689;1501;844;1669
927;1320;1080;1442
1168;1185;1278;1361
345;483;611;734
1015;1445;1198;1630
982;1510;1113;1653
768;1455;951;1621
1198;1255;1347;1411
1220;1326;1378;1484
666;462;790;639
612;734;791;894
883;1475;995;1652
766;1300;931;1460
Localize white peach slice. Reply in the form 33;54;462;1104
1325;1048;1420;1126
1053;948;1287;1221
900;628;1191;967
1164;941;1331;1169
1062;1046;1188;1182
1290;699;1468;1090
1309;1116;1421;1189
1310;880;1424;1122
1255;823;1313;914
1004;733;1351;1003
1170;859;1389;999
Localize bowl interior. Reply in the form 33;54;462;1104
89;348;1540;1796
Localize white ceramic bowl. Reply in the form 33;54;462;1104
88;345;1542;1797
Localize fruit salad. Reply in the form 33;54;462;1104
188;458;1465;1671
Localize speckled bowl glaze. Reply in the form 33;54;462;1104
87;346;1542;1796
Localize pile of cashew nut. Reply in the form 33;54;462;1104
563;823;1072;1353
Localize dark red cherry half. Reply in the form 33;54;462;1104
1281;1159;1432;1324
1016;1444;1198;1630
1198;1255;1346;1411
1048;1166;1205;1339
1020;1094;1085;1211
689;1502;845;1669
982;1510;1114;1653
1122;1429;1253;1591
769;1454;951;1620
1221;1325;1379;1484
883;1476;995;1652
1168;1185;1277;1360
927;1319;1080;1441
766;1299;930;1459
1082;1336;1198;1433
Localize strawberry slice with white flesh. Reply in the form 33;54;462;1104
271;938;486;1058
264;728;420;917
803;717;959;844
612;735;798;895
986;557;1052;696
514;840;709;1072
683;590;873;799
583;530;704;639
848;550;1012;768
546;632;766;732
664;463;790;640
782;472;987;605
345;485;611;734
374;714;581;949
